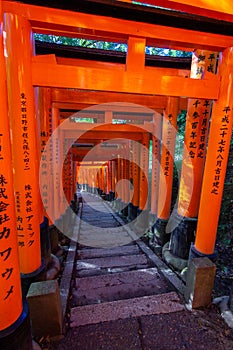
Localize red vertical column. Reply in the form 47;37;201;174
38;88;53;224
52;107;60;221
170;50;218;260
0;2;22;333
4;13;42;274
192;48;233;258
154;97;178;245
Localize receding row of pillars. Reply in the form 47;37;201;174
77;48;233;273
0;10;77;347
1;6;233;348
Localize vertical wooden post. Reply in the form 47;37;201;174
192;47;233;257
170;50;218;259
150;114;162;216
139;134;150;212
0;2;23;335
130;141;140;220
111;160;116;200
38;88;53;224
4;13;42;274
154;97;178;245
52;107;60;221
134;133;150;233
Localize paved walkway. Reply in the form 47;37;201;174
53;193;233;350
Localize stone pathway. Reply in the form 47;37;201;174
71;193;182;320
52;192;233;350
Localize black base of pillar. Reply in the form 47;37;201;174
21;259;46;298
109;191;115;201
121;202;129;217
40;217;51;268
106;193;111;201
130;204;139;220
0;301;33;350
149;212;156;231
97;188;104;198
189;243;217;262
152;218;170;246
71;199;79;213
126;202;136;220
169;211;197;259
49;224;59;255
100;192;106;200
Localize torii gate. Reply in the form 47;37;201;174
1;0;233;347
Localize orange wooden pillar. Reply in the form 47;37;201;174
150;113;162;242
121;142;130;216
191;48;233;259
135;133;150;232
4;13;43;278
129;141;140;220
170;50;218;259
127;140;134;220
139;134;150;212
150;114;162;217
38;88;54;223
154;97;178;245
59;130;66;215
110;160;116;200
106;161;112;200
63;138;70;205
52;107;61;221
0;5;31;345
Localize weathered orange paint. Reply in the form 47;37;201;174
3;1;233;50
132;142;140;207
126;37;146;72
4;13;41;274
150;114;162;214
52;107;61;220
157;97;178;219
0;3;22;329
195;48;233;255
38;88;54;224
139;134;150;210
178;50;218;217
31;61;219;99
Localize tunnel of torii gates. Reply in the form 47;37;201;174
1;0;233;346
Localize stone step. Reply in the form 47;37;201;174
73;267;174;306
76;254;148;271
78;229;134;248
70;291;184;327
77;265;149;278
77;245;140;259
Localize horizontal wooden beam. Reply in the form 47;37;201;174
52;88;187;113
56;57;190;77
32;61;219;99
63;130;145;141
52;88;169;109
3;1;233;50
61;122;153;133
122;0;233;22
59;111;155;122
57;103;156;115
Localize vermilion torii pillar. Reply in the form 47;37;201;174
191;47;233;259
38;88;53;224
149;113;162;245
170;50;218;260
0;5;32;346
153;97;178;245
128;140;140;220
134;133;150;233
4;14;43;279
